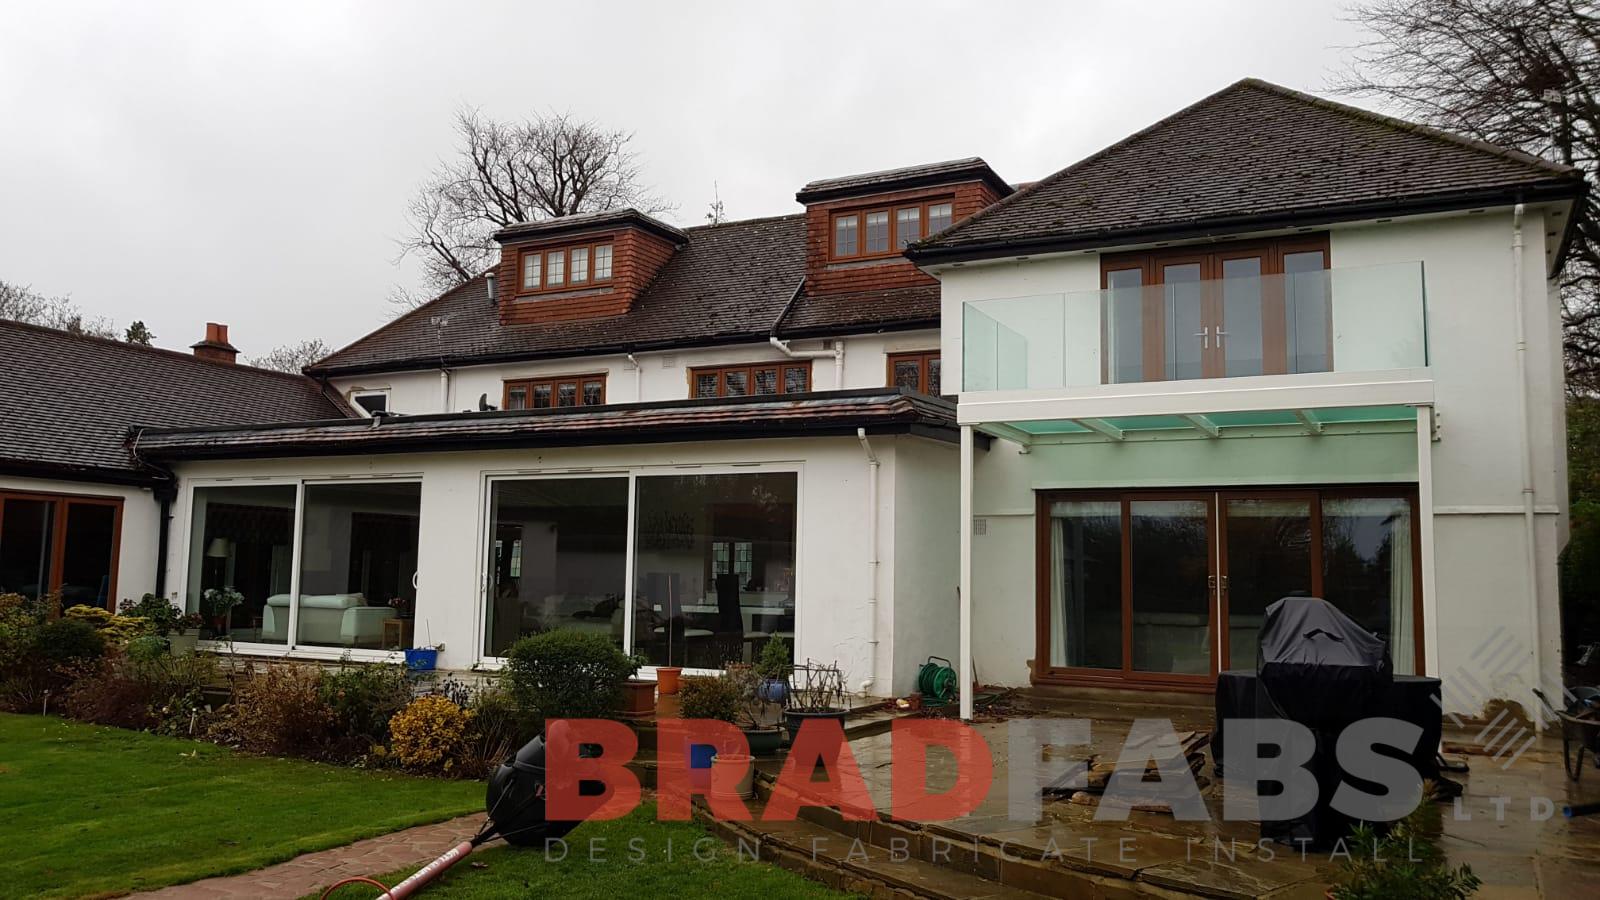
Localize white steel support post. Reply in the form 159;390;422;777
959;425;975;721
1415;406;1440;678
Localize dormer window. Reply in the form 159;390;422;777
517;241;615;294
830;197;954;261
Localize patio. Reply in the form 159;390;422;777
716;694;1600;898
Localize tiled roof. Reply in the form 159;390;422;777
491;208;688;244
0;319;350;482
913;78;1584;260
796;158;1011;203
312;213;942;376
133;389;961;460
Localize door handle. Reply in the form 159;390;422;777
1194;326;1211;349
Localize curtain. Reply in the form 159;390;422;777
1389;507;1414;675
1050;517;1067;667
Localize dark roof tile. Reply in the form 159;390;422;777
914;79;1583;259
797;158;1011;203
0;320;349;481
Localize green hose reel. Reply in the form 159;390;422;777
916;656;958;705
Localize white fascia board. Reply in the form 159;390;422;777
956;368;1434;425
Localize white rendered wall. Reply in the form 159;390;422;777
936;206;1570;716
168;434;955;694
0;474;163;606
330;330;943;415
887;436;961;695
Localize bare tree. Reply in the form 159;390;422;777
1338;0;1600;390
249;338;331;373
395;107;669;307
0;279;117;338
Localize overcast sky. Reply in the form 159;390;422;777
0;1;1373;360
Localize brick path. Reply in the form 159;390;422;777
137;815;487;899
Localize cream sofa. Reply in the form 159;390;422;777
260;594;390;647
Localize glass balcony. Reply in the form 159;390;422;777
962;262;1427;392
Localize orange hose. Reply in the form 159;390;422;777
320;875;395;899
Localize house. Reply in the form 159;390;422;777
905;79;1584;719
1;79;1580;719
107;160;1013;695
0;321;348;609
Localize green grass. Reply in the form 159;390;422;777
316;803;854;900
0;713;482;898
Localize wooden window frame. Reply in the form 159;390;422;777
1032;483;1423;693
885;349;942;395
0;489;124;610
502;373;608;410
689;361;813;398
516;239;616;296
1099;234;1331;383
829;196;954;262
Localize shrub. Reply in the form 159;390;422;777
0;592;48;665
754;637;792;681
677;674;742;723
118;594;185;637
31;618;107;669
209;664;334;757
503;629;640;722
62;653;160;730
1332;789;1480;900
389;695;474;773
320;663;413;751
460;686;537;777
63;604;149;645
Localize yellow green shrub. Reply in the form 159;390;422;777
388;695;474;773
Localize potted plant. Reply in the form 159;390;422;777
723;664;784;757
677;674;751;791
783;660;850;745
169;612;205;656
753;637;792;704
1331;790;1480;900
120;594;203;655
200;587;243;635
619;657;656;719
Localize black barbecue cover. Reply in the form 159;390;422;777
1256;595;1391;731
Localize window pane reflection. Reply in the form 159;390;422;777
632;473;797;670
188;485;296;643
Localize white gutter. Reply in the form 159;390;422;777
1511;202;1544;709
438;368;451;413
627;353;643;401
769;336;845;389
855;427;881;694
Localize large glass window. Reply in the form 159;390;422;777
0;497;55;601
296;482;420;649
1322;497;1415;674
632;473;797;670
188;485;296;643
484;478;629;657
1046;500;1122;670
0;493;120;608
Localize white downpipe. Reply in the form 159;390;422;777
856;428;881;694
769;336;845;389
1510;203;1545;712
958;425;974;721
627;353;643;401
438;368;450;413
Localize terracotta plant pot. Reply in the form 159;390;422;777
657;666;683;695
619;679;657;719
710;752;756;800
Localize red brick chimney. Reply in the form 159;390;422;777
190;322;238;364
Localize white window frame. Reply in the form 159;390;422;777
473;461;805;678
350;389;391;417
184;472;423;664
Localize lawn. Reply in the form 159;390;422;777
317;803;853;900
0;713;482;898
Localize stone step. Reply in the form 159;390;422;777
704;812;1056;900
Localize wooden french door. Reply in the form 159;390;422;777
1036;486;1422;690
0;490;123;608
1102;235;1332;384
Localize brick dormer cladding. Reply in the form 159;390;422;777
796;158;1011;297
492;209;688;326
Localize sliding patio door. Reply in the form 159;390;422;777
1037;487;1421;688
